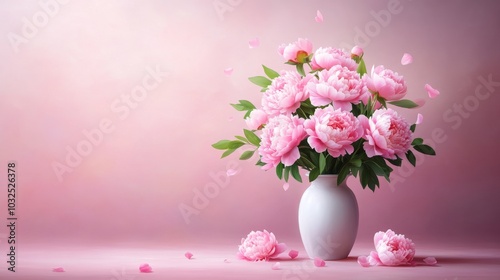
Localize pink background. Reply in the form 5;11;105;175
1;0;500;259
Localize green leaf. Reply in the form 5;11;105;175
296;63;306;77
411;138;423;146
227;140;245;149
351;158;362;168
239;150;255;160
410;124;416;133
337;164;351;185
230;103;246;111
414;144;436;155
255;159;265;166
387;156;402;167
262;65;280;79
243;129;261;146
406;150;416;167
365;161;389;181
283;166;291;182
309;168;320;182
360;165;379;191
221;149;236;158
276;163;284;179
291;164;302;183
319;153;326;173
239;100;256;110
235;136;250;143
212;140;231;150
388;99;419;109
357;58;367;76
248;76;272;88
376;95;387;108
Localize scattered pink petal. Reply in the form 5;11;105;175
425;84;440;98
423;257;437;265
272;262;281;270
248;37;260;48
416;113;423;125
52;267;65;272
401;53;413;65
414;98;426;107
224;258;231;263
226;169;239;177
224;67;233;76
139;263;153;273
283;183;289;191
313;257;326;267
288;249;299;259
185;252;194;260
315;10;323;23
357;256;371;267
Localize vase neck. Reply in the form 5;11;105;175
312;175;346;187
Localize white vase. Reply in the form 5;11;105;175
298;175;359;260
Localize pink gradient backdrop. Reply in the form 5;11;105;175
1;0;500;251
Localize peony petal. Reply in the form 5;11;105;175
423;257;437;265
282;183;289;191
270;243;288;258
357;256;371;267
416;113;423;125
248;37;260;48
52;267;65;272
139;263;153;273
315;10;323;23
272;262;281;270
425;84;440;98
288;249;299;259
401;53;413;65
224;67;233;76
314;257;326;267
226;169;239;177
185;252;194;260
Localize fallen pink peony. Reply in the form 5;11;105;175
237;230;287;261
359;229;416;267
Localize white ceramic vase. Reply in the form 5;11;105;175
298;175;359;260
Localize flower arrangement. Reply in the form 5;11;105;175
213;38;436;191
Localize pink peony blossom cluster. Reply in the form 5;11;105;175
215;37;437;191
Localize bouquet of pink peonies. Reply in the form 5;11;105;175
213;38;436;191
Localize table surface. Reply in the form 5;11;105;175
1;240;499;280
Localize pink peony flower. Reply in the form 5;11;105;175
367;229;416;266
304;106;364;157
258;115;307;170
351;46;364;58
262;71;312;117
237;230;287;261
307;65;367;111
311;47;358;71
245;109;268;130
359;108;412;159
363;65;407;101
278;38;313;63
